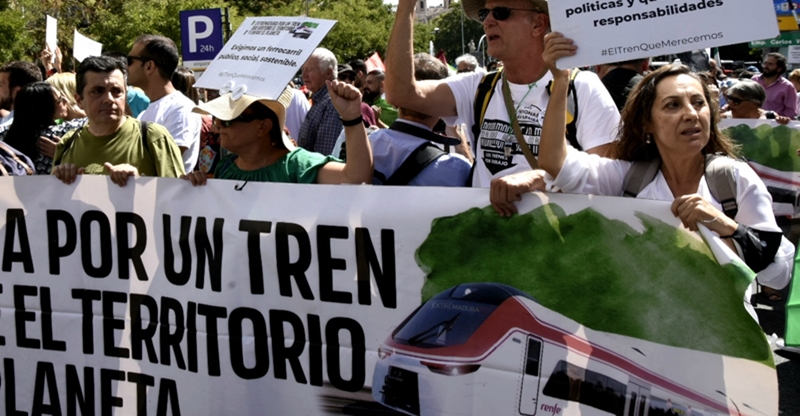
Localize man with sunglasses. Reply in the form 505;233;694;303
127;34;202;173
386;0;619;216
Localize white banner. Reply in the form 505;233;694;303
549;0;778;68
195;16;335;99
0;177;777;415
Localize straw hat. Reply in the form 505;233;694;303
462;0;548;21
194;87;295;149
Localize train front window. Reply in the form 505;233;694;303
393;299;497;348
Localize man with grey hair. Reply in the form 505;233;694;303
298;48;342;155
385;0;619;216
456;54;479;73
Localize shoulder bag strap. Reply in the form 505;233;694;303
385;142;447;186
0;141;33;175
501;74;538;170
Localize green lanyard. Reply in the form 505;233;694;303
501;75;539;169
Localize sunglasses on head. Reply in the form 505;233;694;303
213;112;265;128
477;6;541;22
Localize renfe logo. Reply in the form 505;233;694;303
541;403;562;415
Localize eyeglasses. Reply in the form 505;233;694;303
337;73;356;82
724;95;743;105
56;95;68;105
126;55;151;66
212;113;264;128
477;7;541;22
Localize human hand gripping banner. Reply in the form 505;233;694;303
0;176;776;415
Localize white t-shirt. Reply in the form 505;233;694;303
138;91;202;172
285;88;310;140
446;70;620;187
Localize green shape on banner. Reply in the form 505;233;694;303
416;204;772;366
787;249;800;346
725;123;800;172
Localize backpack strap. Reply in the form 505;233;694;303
704;153;738;219
0;141;33;175
381;142;446;186
471;69;503;148
622;158;661;197
546;68;582;150
622;154;739;219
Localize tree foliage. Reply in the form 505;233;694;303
0;0;437;69
430;1;484;65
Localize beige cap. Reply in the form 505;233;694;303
462;0;548;21
194;87;295;149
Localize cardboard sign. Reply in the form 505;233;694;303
45;15;57;59
0;176;778;415
72;30;102;62
180;8;225;71
195;16;335;99
548;0;779;68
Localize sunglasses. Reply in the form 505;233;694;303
338;73;356;82
213;113;264;128
477;7;541;22
126;55;151;66
724;95;743;105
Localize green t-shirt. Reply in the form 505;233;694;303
214;148;339;183
374;97;398;126
53;116;185;177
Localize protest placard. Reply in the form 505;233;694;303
0;176;777;415
195;16;335;100
45;15;57;59
548;0;779;69
72;30;102;63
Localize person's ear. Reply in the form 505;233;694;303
74;92;84;110
530;12;550;37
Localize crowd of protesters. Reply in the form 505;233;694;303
0;0;795;329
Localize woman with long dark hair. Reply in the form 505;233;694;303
2;81;85;174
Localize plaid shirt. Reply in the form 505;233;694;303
297;87;342;156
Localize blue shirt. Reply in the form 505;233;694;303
369;119;471;187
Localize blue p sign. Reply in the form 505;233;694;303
180;9;224;69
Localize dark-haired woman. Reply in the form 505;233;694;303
1;81;87;174
537;34;792;317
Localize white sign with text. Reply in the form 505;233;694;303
548;0;779;68
195;16;335;99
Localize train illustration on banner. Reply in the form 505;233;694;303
371;283;771;416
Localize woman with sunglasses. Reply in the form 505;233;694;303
537;33;793;315
1;81;86;175
182;80;372;185
722;80;791;124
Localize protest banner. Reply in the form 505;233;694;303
720;119;800;216
720;119;800;348
0;176;776;415
548;0;779;69
195;16;335;100
72;30;102;63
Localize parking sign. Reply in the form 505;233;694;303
180;9;224;70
